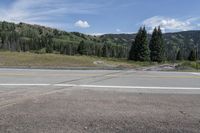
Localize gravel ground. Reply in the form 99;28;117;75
0;88;200;133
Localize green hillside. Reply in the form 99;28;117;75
103;31;200;60
0;21;128;58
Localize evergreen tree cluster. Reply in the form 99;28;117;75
176;50;183;61
129;27;149;61
149;27;164;62
129;27;164;62
188;50;197;61
176;49;197;61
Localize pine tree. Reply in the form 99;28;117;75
45;34;53;53
129;27;142;60
77;41;87;55
149;27;158;61
139;27;150;61
102;44;108;57
129;27;149;61
188;50;196;61
157;27;164;61
149;27;164;62
129;41;137;60
176;50;183;61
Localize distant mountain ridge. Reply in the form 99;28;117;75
101;31;200;60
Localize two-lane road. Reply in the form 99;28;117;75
0;68;200;132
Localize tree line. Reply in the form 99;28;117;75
129;27;198;62
0;21;128;58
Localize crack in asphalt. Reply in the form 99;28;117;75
54;71;125;85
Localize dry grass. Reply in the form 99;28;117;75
0;52;142;69
0;52;97;67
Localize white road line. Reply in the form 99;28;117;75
0;84;50;86
54;84;79;87
54;84;200;90
0;83;199;90
192;73;200;76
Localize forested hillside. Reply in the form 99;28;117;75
103;31;200;60
164;31;200;60
0;21;128;58
0;21;199;61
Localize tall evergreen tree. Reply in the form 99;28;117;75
77;41;87;55
139;27;150;61
102;44;108;57
176;50;183;61
149;28;158;61
129;27;149;61
129;40;137;60
188;50;196;61
45;34;53;53
149;27;164;62
157;27;164;60
129;27;141;60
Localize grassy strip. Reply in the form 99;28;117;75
0;51;198;71
0;51;143;69
176;61;200;71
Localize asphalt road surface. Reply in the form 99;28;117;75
0;68;200;133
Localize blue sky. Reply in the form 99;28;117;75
0;0;200;34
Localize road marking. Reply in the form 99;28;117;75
1;73;199;79
0;73;101;77
0;84;50;86
54;84;200;90
0;84;199;90
119;75;200;79
192;73;200;76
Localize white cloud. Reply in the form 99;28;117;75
75;20;90;28
142;16;200;33
89;31;135;36
0;0;98;30
88;33;105;36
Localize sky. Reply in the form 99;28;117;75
0;0;200;35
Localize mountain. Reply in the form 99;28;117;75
163;31;200;60
0;21;199;60
101;31;200;60
0;21;128;58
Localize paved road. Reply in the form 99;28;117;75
0;68;200;133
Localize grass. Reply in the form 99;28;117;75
0;51;198;71
176;61;200;71
0;51;147;69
